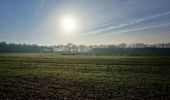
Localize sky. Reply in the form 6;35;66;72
0;0;170;45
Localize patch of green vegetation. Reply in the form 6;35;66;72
0;53;170;99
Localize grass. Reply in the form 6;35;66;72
0;53;170;99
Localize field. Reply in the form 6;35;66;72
0;53;170;99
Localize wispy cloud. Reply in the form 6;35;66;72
105;23;170;36
84;11;170;36
34;0;46;15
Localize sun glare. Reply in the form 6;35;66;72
62;16;77;34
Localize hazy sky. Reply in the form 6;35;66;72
0;0;170;45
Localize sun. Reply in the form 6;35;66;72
61;16;77;34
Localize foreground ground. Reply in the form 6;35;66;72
0;53;170;99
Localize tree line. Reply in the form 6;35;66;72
0;41;170;56
0;41;53;53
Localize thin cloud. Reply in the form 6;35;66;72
34;0;46;15
106;23;170;36
85;11;170;36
